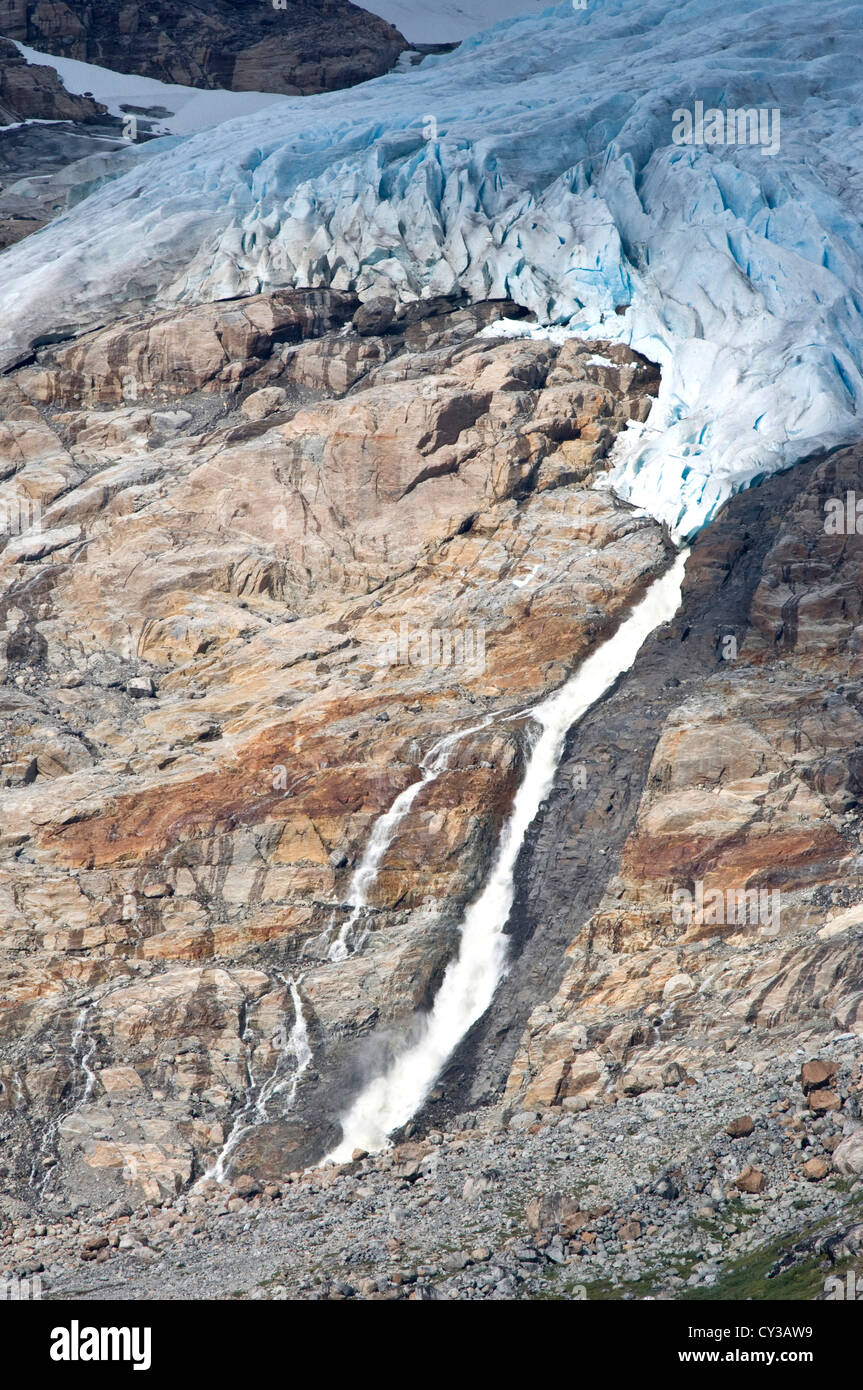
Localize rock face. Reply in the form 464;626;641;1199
0;287;666;1203
0;0;407;94
0;282;862;1299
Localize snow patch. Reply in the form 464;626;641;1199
585;353;618;368
14;41;289;137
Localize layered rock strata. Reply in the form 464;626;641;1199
0;288;666;1204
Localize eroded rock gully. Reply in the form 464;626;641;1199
0;289;669;1206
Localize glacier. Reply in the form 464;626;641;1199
1;0;862;537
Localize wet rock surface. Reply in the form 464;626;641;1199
431;442;863;1127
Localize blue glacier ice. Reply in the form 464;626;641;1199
1;0;862;537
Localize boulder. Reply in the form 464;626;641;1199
808;1089;841;1115
800;1059;838;1094
734;1166;767;1194
526;1192;588;1239
662;973;695;1002
833;1127;863;1176
726;1115;755;1138
802;1157;830;1181
241;387;287;422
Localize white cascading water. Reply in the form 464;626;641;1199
326;550;689;1160
29;1004;97;1188
328;715;495;961
271;978;313;1112
70;1005;97;1105
206;977;312;1183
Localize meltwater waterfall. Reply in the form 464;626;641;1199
206;978;312;1183
29;1003;98;1189
328;715;495;961
327;550;689;1160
